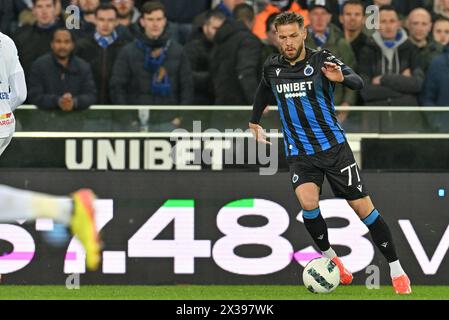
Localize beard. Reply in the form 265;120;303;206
280;42;303;62
54;51;71;60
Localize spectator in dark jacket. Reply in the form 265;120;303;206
184;9;225;105
390;0;424;17
28;28;97;111
210;18;262;105
0;0;27;35
159;0;211;45
111;0;140;27
13;0;62;79
0;0;15;35
406;7;443;72
261;12;280;62
406;7;432;49
359;5;426;132
338;0;368;128
191;0;243;40
421;44;449;131
360;6;424;106
433;0;449;20
305;1;357;107
110;1;193;125
340;0;369;67
234;2;256;30
76;3;129;104
70;0;99;39
214;0;243;18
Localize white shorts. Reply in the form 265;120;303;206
0;134;13;157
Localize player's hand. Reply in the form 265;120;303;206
171;117;182;127
402;68;412;77
59;93;74;112
372;75;382;85
263;106;270;115
249;122;272;145
321;62;344;83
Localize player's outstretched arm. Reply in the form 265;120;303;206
249;80;273;145
322;61;364;91
249;122;272;145
8;70;27;111
5;34;27;111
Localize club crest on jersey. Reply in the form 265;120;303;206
304;64;314;76
292;174;299;184
276;68;281;76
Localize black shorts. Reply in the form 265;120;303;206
288;141;369;201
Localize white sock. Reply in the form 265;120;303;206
0;185;73;225
322;248;337;259
389;260;405;278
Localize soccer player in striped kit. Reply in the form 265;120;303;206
0;31;101;274
249;12;411;294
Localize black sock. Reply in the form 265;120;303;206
363;209;398;263
303;208;331;252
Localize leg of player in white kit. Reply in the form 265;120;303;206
0;135;72;224
0;135;101;271
0;184;73;225
0;31;100;273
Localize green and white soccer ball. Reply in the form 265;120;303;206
302;257;340;294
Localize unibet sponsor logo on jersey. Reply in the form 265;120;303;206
276;81;313;99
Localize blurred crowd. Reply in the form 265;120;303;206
1;0;449;130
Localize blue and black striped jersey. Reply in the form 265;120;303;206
251;48;364;158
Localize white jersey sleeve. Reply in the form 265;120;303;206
0;32;27;137
1;33;27;111
8;67;27;111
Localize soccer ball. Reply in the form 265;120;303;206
302;257;340;294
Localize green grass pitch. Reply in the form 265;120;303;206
0;285;448;300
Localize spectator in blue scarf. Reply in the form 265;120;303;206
110;1;193;129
